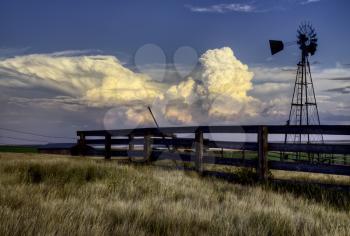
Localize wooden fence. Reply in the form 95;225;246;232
77;125;350;181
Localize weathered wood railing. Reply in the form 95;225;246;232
77;125;350;180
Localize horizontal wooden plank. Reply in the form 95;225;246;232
77;125;350;137
85;139;145;145
81;149;143;157
85;139;105;145
151;150;192;162
208;141;258;151
268;125;350;135
202;156;257;167
77;125;261;136
110;150;128;156
155;125;259;134
83;139;350;154
78;128;174;137
269;160;350;176
150;151;256;167
269;143;350;154
142;138;258;151
152;137;194;148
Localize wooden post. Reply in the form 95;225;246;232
172;134;178;152
105;133;111;160
144;134;152;162
128;134;134;161
195;130;204;173
128;134;134;151
78;133;85;156
257;126;268;182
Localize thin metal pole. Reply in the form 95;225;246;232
300;52;304;145
147;106;171;152
148;106;160;128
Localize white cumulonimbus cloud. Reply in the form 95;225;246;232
199;47;259;119
159;47;260;123
0;54;162;107
0;47;263;125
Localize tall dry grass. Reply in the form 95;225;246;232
0;152;350;236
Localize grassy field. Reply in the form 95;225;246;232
0;145;38;153
0;153;350;235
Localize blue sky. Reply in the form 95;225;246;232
1;0;349;65
0;0;349;144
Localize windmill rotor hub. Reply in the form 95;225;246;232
297;23;318;56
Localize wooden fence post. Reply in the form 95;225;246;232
344;154;347;165
172;134;178;152
105;133;111;160
195;130;204;173
128;134;134;161
78;133;85;156
144;134;152;162
257;126;268;182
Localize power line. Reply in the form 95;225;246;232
0;135;48;143
0;143;38;146
0;127;75;140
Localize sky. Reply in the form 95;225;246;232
0;0;349;144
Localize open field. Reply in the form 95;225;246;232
0;153;350;235
0;145;38;153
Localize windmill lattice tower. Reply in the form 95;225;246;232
269;23;325;162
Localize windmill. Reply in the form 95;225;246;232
269;22;325;162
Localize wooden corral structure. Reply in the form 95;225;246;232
77;125;350;181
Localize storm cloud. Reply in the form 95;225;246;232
0;47;349;130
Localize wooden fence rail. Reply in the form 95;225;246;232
77;125;350;181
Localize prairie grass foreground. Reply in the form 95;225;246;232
0;153;350;236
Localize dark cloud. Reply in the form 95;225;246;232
319;112;350;124
328;77;350;81
0;94;108;144
0;85;67;99
325;86;350;94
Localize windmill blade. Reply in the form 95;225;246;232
269;40;284;55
